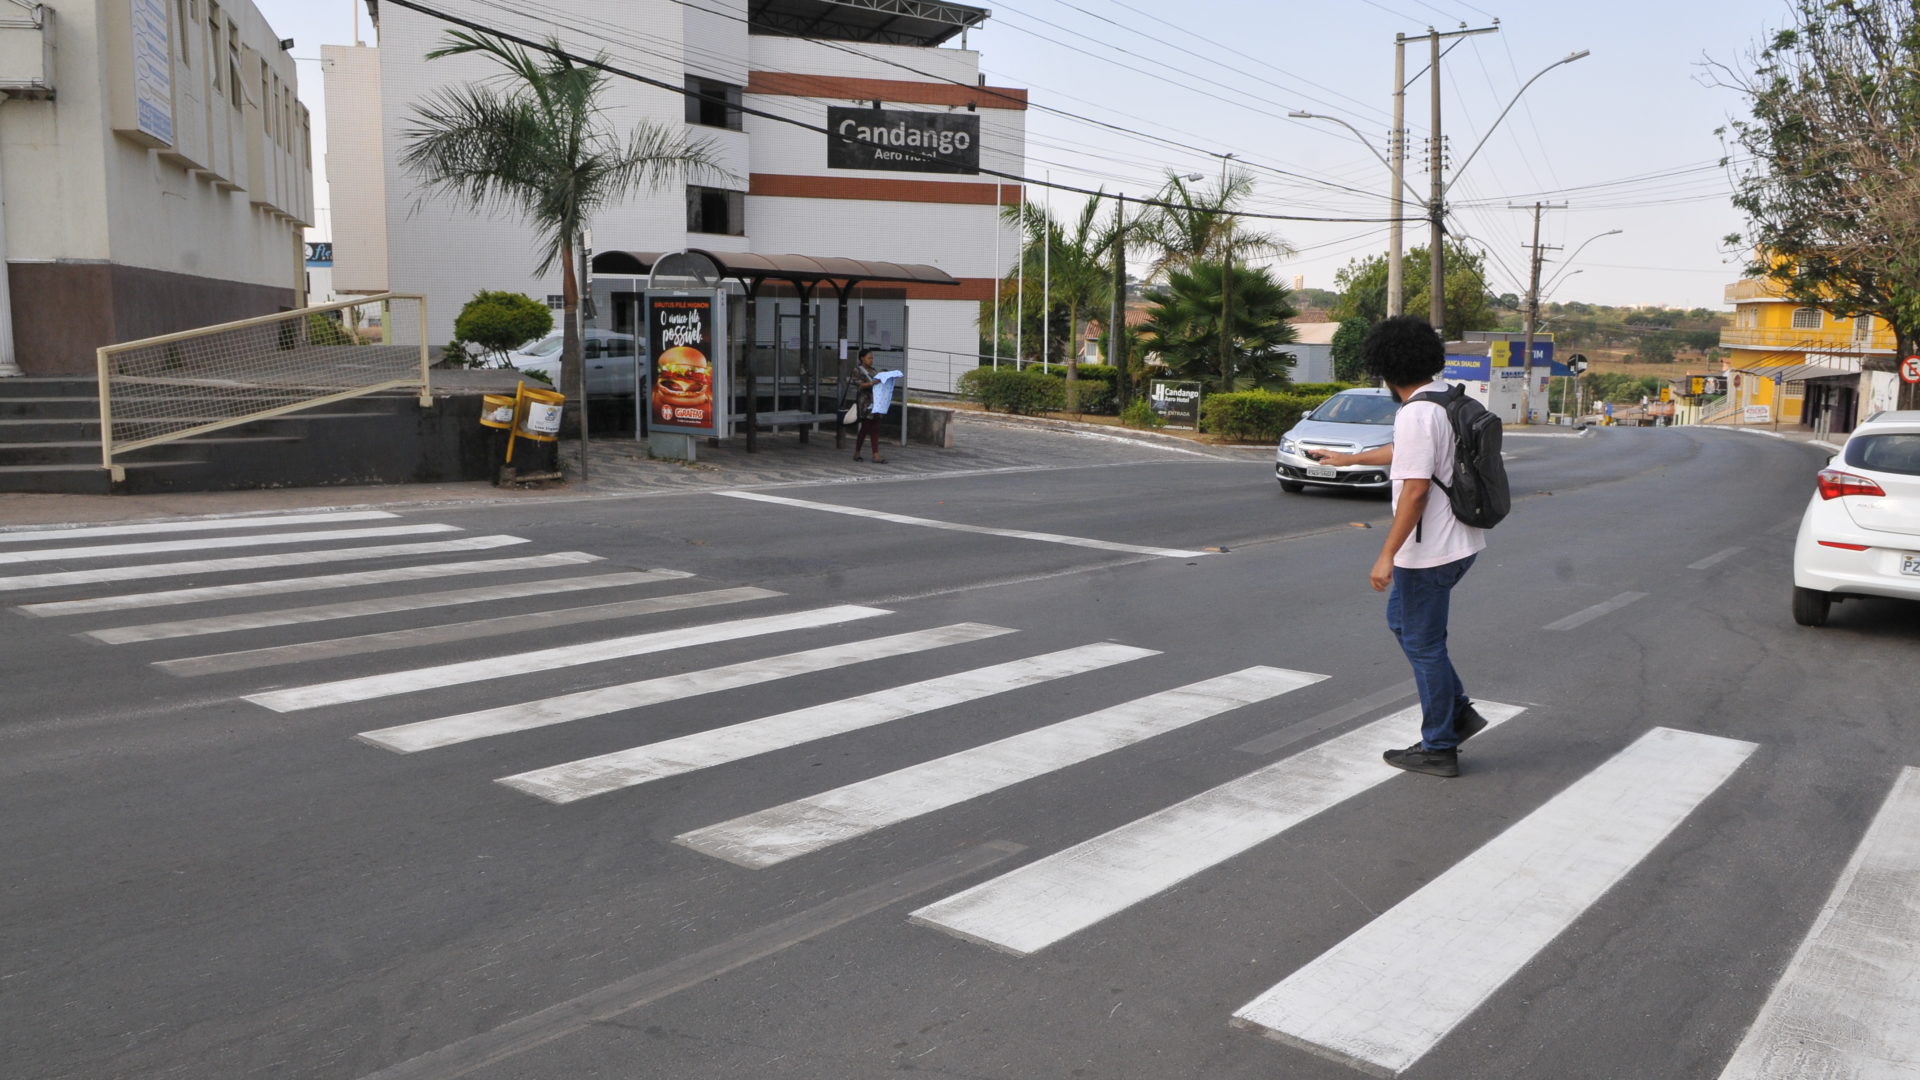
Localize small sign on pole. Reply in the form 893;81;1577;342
1149;380;1203;429
1901;356;1920;384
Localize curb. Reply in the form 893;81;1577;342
951;409;1263;455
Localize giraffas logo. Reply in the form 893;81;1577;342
827;107;981;175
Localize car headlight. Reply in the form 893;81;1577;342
1279;438;1297;454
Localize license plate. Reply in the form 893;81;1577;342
1903;553;1920;576
1306;465;1338;479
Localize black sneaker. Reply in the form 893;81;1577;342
1384;743;1460;778
1453;705;1488;746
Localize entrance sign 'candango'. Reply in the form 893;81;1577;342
827;107;980;174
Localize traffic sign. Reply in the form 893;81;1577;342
1902;356;1920;384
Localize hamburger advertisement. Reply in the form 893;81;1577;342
647;295;719;434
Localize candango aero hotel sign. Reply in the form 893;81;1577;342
828;107;980;174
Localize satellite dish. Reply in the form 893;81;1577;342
648;250;722;289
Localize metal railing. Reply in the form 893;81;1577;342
97;294;430;480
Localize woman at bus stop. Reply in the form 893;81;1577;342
852;350;887;462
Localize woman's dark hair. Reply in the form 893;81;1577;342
1360;316;1446;386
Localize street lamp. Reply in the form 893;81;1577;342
1543;228;1622;295
1291;110;1424;317
1447;51;1590;189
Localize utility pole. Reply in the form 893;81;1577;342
1110;193;1128;410
1388;36;1407;317
1513;200;1566;425
1409;23;1500;339
1218;154;1234;395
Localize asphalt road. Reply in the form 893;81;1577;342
3;425;1916;1080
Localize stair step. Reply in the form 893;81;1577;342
0;435;303;467
0;461;200;495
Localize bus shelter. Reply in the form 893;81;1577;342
590;249;958;453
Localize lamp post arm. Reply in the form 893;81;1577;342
1444;50;1589;197
1289;111;1427;207
1542;228;1622;294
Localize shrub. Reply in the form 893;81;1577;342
306;312;355;347
1062;363;1119;414
1200;390;1318;443
1119;398;1164;429
452;290;553;365
1290;382;1356;397
959;367;1066;415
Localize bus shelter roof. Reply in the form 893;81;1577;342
591;249;960;289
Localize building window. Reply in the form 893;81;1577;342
1854;315;1872;342
1791;307;1823;330
176;0;191;66
683;76;743;131
228;20;243;109
546;295;565;309
687;186;745;236
208;4;223;94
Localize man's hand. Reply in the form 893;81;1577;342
1306;449;1351;467
1370;552;1394;592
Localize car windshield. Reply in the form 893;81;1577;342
1846;432;1920;476
522;336;563;359
1309;394;1399;425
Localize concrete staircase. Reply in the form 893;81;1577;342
0;378;493;494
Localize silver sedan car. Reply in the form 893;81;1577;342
1275;387;1398;494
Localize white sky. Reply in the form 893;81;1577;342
263;0;1795;311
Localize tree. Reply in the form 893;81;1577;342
401;31;726;414
997;195;1115;408
1636;333;1677;364
452;290;553;366
1134;170;1289;282
1330;317;1370;383
1711;1;1920;406
1328;242;1499;336
1138;261;1298;391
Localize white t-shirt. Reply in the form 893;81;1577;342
1390;380;1488;569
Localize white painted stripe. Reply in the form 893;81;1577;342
910;701;1527;957
246;604;892;713
1688;546;1746;571
157;588;781;677
500;643;1163;804
358;622;1012;753
1232;727;1757;1077
717;490;1213;559
677;666;1325;868
21;552;609;616
1542;591;1647;631
0;524;459;566
0;510;399;543
86;569;692;643
1717;766;1920;1080
0;536;529;592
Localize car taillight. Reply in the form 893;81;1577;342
1816;468;1886;500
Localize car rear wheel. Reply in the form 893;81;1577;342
1279;480;1305;493
1792;586;1832;627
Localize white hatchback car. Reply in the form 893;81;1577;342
1791;410;1920;626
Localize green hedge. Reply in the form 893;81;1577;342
959;367;1066;414
1199;390;1322;442
1290;381;1357;397
1061;363;1118;415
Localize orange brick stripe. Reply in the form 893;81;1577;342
746;71;1028;111
750;173;1020;206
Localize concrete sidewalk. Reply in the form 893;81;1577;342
0;412;1228;531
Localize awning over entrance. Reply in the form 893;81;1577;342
590;250;960;289
747;0;991;47
1736;361;1859;385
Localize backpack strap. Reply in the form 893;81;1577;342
1404;386;1456;544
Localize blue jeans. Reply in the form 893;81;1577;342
1386;554;1477;751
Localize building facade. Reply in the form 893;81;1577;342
330;0;1023;393
0;0;312;376
1718;275;1906;432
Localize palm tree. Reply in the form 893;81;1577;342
1136;170;1290;281
1139;261;1299;392
400;31;728;412
998;195;1115;408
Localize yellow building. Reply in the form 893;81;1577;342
1717;276;1904;435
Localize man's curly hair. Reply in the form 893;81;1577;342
1360;315;1446;387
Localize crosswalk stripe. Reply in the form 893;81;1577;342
20;552;611;617
676;666;1325;868
0;536;529;592
0;510;399;543
245;603;893;714
908;701;1526;957
1716;766;1920;1080
499;642;1163;805
717;490;1216;559
357;622;1013;754
156;587;782;677
0;524;460;566
1231;726;1757;1077
85;569;694;643
1543;591;1647;632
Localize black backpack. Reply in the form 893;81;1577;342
1410;384;1510;529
